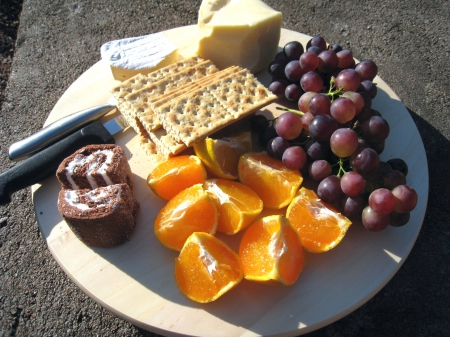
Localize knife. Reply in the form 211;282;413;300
8;96;117;161
0;115;129;205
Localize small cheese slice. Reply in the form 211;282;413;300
197;0;282;74
101;32;178;81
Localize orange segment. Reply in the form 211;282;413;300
147;155;207;200
238;152;303;209
239;215;304;285
203;179;263;235
286;187;352;253
154;184;217;251
193;132;252;180
175;232;243;303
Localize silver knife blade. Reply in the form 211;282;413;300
8;96;118;161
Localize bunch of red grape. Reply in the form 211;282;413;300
251;36;418;232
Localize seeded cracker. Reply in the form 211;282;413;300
155;69;277;147
124;60;218;132
110;56;205;133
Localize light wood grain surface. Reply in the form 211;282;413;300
31;25;428;337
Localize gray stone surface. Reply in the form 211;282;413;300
0;0;448;336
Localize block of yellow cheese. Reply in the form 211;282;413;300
196;0;282;74
101;32;178;81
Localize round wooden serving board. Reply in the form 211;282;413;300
32;25;429;337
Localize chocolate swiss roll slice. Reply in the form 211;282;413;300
57;183;139;247
56;144;133;190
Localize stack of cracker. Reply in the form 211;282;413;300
111;56;277;157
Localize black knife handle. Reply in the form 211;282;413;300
0;121;115;205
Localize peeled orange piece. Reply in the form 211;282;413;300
193;132;252;180
175;232;243;303
238;152;303;209
203;179;263;235
147;155;207;200
154;184;217;251
286;187;352;253
239;215;304;285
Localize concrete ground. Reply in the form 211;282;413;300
0;0;449;336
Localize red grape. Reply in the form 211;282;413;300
330;97;356;123
340;171;366;197
391;185;418;213
362;206;390;231
368;188;396;214
275;112;303;140
355;60;378;81
282;146;307;170
336;68;361;92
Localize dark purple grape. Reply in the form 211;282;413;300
309;93;331;116
341;171;366;197
307;36;327;51
389;211;410;227
268;61;287;79
356;107;381;123
299;51;319;72
305;140;330;160
275;51;289;63
391;185;418;213
387;158;408;176
360;80;377;99
309;114;339;143
335;68;361;92
275;112;303;140
350;148;380;175
382;170;407;190
267;136;290;159
330;43;343;53
361;116;390;142
358;91;372;108
307;46;322;55
250;114;269;133
362;206;390;231
317;175;343;204
317;50;339;73
269;79;290;98
285;60;305;82
341;195;366;221
368;188;396;215
370;140;385;154
355;60;378;81
300;71;324;93
376;161;392;175
283;41;304;61
282;146;307;170
309;159;332;181
285;83;303;101
259;125;277;147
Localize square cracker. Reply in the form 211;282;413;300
154;68;276;147
123;60;219;132
155;88;235;147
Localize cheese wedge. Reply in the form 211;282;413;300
197;0;282;74
101;32;178;81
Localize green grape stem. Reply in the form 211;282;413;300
334;157;348;178
276;107;305;116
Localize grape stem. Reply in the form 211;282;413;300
335;157;347;178
276;107;304;116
